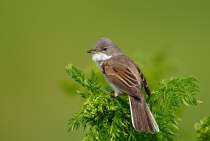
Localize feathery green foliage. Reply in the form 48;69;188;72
150;77;202;140
66;64;201;141
195;116;210;141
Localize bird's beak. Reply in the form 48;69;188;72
87;49;96;54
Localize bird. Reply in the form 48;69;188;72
87;38;159;134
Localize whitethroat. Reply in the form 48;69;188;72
87;38;159;133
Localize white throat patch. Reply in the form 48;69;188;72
92;52;112;67
92;52;112;62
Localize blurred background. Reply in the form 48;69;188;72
0;1;209;140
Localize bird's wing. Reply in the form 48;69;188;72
133;63;151;96
102;55;142;98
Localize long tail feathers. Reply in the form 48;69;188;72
128;96;159;133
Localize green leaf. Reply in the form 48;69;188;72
195;116;210;141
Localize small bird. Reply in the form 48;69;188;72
87;38;159;134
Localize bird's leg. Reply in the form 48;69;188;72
110;91;119;97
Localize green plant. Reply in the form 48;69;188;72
66;64;201;141
195;116;210;141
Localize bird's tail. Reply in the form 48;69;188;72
128;95;159;133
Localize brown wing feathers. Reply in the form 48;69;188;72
115;67;139;87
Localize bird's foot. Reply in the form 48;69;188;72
110;91;119;98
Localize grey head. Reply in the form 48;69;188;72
87;38;123;58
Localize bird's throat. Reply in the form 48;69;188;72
92;53;112;67
92;53;112;61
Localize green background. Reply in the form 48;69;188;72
0;1;209;140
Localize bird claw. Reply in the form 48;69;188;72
110;91;119;98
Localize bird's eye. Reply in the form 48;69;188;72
103;47;108;51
